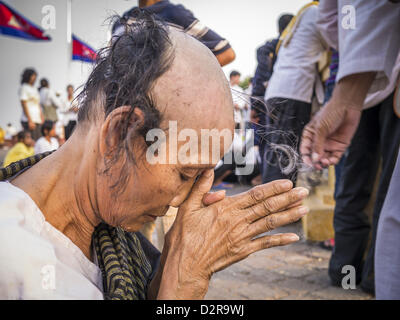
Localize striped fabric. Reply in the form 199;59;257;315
0;152;152;300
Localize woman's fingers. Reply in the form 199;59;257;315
247;205;309;238
202;190;226;206
243;187;309;222
184;169;214;208
248;233;300;254
229;179;294;210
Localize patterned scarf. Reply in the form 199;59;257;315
0;152;152;300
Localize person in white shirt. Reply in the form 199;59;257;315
62;84;78;140
300;0;400;298
19;68;44;141
39;78;62;123
34;120;59;154
263;3;328;184
229;70;246;129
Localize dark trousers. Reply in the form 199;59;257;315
65;120;77;140
329;92;400;293
21;121;42;141
261;98;311;184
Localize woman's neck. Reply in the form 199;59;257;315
11;128;101;261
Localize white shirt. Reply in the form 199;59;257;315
364;53;400;109
230;84;246;124
61;95;78;125
265;6;328;104
39;87;62;110
0;182;104;299
19;83;42;124
317;0;400;95
34;137;59;154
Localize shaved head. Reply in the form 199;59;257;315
153;28;234;134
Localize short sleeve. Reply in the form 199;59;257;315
19;85;29;101
336;0;400;92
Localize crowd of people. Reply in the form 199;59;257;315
0;68;78;167
0;0;399;300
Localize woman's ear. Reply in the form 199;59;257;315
99;106;145;158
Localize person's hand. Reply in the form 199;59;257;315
158;170;309;299
300;98;361;170
28;120;36;130
300;72;376;170
202;189;225;206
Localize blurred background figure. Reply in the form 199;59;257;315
229;70;245;130
19;68;44;141
250;13;293;181
262;2;328;184
62;84;78;140
34;120;59;154
2;131;34;167
39;78;61;123
4;123;17;141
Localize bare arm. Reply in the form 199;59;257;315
301;72;376;169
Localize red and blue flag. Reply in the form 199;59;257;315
72;34;97;63
0;1;50;41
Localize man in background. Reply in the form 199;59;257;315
302;0;400;296
250;13;293;178
262;3;328;184
229;71;246;130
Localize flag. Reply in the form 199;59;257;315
72;34;97;63
0;1;50;41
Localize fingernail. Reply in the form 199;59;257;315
312;152;319;162
289;234;300;241
298;206;309;215
283;180;292;189
296;188;309;197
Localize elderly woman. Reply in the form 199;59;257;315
0;12;309;300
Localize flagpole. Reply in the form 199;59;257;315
67;0;72;85
66;0;71;44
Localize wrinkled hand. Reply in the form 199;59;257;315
300;99;361;170
158;170;309;299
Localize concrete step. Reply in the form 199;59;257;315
302;194;334;241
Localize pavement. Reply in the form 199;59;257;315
202;184;373;300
